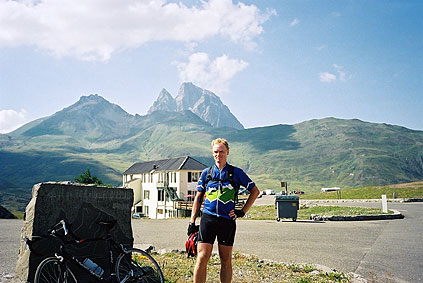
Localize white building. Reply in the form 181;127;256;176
122;156;207;219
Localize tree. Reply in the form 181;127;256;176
74;168;104;186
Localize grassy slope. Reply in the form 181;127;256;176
302;181;423;200
221;118;423;193
1;116;423;212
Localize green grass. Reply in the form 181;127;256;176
156;251;351;282
302;182;423;200
246;205;392;221
12;211;24;219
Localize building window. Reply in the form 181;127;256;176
144;190;150;200
166;209;174;217
188;172;200;182
158;209;164;214
148;173;152;183
158;172;164;183
167;172;175;184
144;206;149;216
158;189;165;201
136;206;143;213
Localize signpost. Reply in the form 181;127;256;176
382;194;388;213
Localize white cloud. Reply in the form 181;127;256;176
320;64;350;83
333;64;347;81
0;109;28;133
290;18;300;27
319;72;337;83
0;0;275;61
175;52;248;93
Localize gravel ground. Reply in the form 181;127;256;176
0;219;22;282
2;198;420;283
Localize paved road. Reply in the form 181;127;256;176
1;202;422;282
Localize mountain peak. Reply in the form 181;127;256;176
66;94;112;112
148;89;176;114
176;82;204;111
79;94;109;104
148;83;244;130
21;94;135;140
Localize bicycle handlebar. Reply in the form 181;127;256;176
60;220;68;236
24;219;69;246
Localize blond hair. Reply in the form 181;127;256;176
211;138;229;150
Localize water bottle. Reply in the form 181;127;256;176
82;258;104;277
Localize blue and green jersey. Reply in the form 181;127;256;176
196;163;255;220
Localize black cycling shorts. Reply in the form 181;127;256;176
198;213;236;246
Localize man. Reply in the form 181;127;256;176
188;138;260;283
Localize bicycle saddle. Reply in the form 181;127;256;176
97;219;117;230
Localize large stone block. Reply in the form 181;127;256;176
15;182;134;282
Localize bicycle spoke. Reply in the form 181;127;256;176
35;257;77;283
116;248;163;283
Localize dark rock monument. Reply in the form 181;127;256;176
15;182;134;282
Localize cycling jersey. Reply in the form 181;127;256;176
196;163;255;220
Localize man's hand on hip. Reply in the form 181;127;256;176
229;209;245;219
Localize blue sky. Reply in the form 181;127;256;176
0;0;422;133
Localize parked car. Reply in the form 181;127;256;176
132;212;144;219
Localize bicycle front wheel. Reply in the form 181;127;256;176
115;248;164;283
35;257;77;283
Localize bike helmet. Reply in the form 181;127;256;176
185;231;198;257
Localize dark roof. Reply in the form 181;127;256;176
123;156;207;175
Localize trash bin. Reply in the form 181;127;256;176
275;195;299;221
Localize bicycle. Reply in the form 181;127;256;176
24;219;164;283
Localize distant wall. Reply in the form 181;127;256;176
15;182;133;282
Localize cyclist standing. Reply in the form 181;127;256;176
188;138;260;283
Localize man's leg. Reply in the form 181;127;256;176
218;244;233;283
194;242;213;283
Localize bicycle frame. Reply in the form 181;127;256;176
25;220;136;283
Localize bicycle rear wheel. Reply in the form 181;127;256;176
35;257;77;283
115;248;164;283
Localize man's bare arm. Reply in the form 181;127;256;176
190;191;204;224
229;185;260;219
242;185;260;213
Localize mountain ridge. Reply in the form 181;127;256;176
1;90;423;212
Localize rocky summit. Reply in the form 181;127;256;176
148;82;244;130
148;88;177;113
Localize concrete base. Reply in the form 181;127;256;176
15;182;133;283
